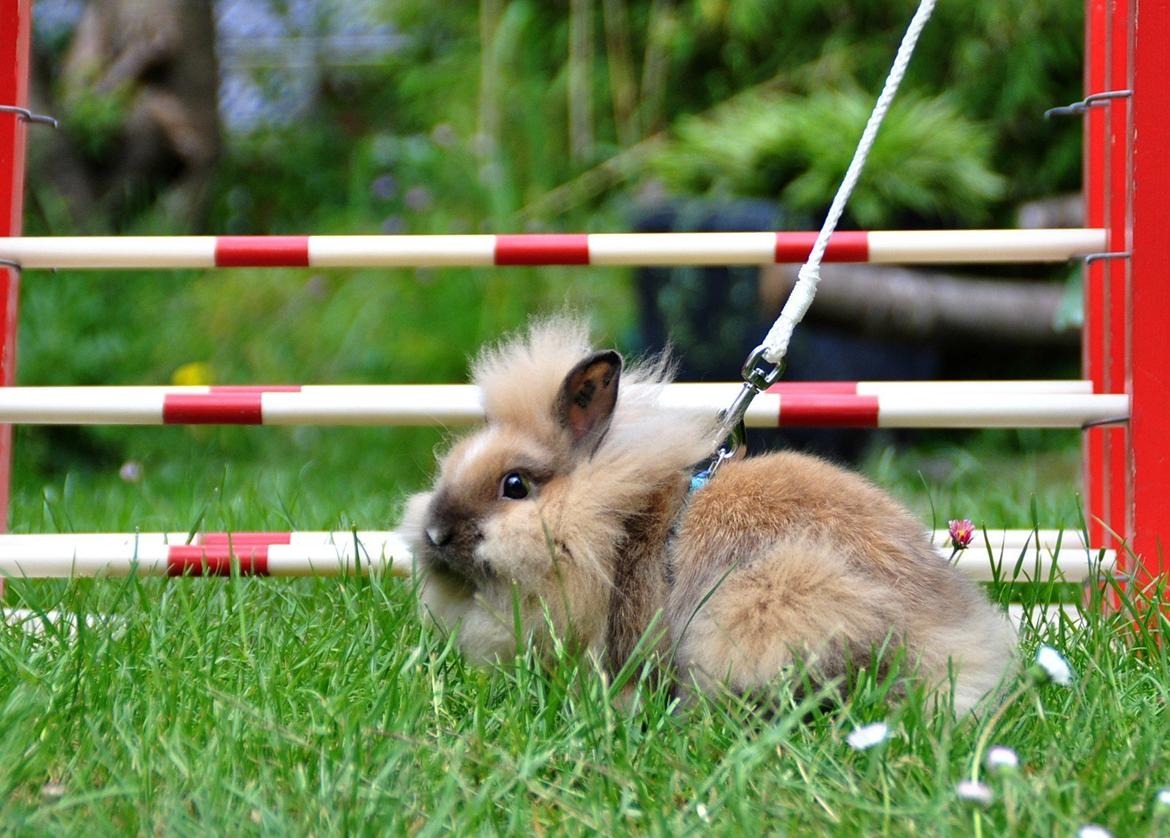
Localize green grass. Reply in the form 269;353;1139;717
6;1;1124;829
863;429;1088;532
0;262;1135;834
1;552;1168;834
2;434;1168;834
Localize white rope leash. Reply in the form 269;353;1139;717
709;0;938;458
760;0;938;365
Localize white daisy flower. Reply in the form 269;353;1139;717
846;722;890;750
985;746;1020;772
1035;644;1074;686
1076;825;1112;838
955;780;994;806
40;782;66;799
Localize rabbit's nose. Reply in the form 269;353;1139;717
425;524;452;547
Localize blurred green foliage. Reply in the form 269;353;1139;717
650;89;1006;227
375;0;1081;220
15;0;1085;517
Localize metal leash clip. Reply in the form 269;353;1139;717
697;345;787;485
740;343;787;390
720;344;787;439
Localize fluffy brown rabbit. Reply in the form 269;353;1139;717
401;318;1016;712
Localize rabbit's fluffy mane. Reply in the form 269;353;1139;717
473;317;718;524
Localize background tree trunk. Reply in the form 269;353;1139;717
29;0;221;231
759;263;1078;347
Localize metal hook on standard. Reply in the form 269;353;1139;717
1045;89;1132;119
0;258;22;272
1083;251;1131;266
1081;415;1130;430
0;105;60;129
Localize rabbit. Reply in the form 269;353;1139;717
400;317;1016;713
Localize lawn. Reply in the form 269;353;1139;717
7;1;1151;831
1;428;1167;835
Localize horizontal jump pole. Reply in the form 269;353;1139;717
767;380;1093;396
0;530;1114;583
0;384;1127;428
929;529;1094;551
2;608;123;635
0;528;1098;551
1006;603;1087;630
0;229;1106;269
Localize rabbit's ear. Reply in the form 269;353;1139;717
556;350;622;454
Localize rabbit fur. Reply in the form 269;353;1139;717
401;318;1016;713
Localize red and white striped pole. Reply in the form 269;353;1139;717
0;382;1127;428
0;529;1115;583
0;0;32;598
0;229;1106;269
0;531;416;578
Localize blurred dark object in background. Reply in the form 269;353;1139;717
631;199;939;463
631;198;1079;463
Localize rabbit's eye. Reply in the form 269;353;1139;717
500;472;531;500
